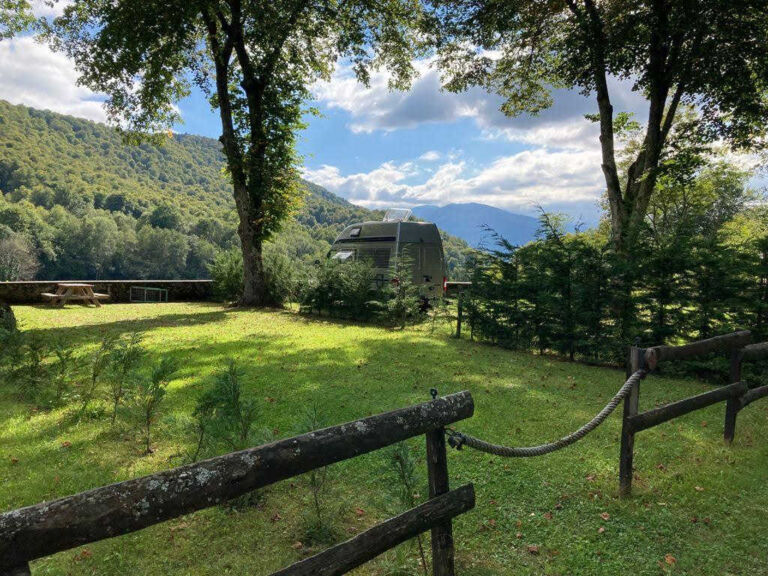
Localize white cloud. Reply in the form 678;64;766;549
30;0;71;19
0;36;106;122
315;60;648;151
303;147;605;215
419;150;441;161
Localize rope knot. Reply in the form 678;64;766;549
447;431;466;450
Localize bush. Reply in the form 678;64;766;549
210;246;301;305
0;314;23;371
263;243;301;306
194;360;267;453
0;302;15;332
381;256;423;329
18;333;49;401
134;356;178;453
209;249;243;302
301;259;379;319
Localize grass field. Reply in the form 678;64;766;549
2;303;768;575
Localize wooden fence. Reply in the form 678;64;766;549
619;330;768;497
0;393;475;576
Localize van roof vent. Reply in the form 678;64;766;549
383;208;412;222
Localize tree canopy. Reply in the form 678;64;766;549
51;0;423;304
0;0;34;40
430;0;768;253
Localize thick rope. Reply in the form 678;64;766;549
447;369;647;457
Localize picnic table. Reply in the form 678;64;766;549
41;283;110;307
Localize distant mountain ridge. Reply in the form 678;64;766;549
412;203;540;248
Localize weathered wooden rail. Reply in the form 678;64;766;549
724;341;768;444
620;330;768;496
0;392;475;576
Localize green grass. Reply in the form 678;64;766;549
2;303;767;575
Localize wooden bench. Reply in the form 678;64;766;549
41;293;110;301
42;283;110;307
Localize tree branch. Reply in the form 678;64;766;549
660;81;684;142
202;9;244;192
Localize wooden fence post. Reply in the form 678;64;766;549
619;346;642;498
724;349;743;445
426;427;455;576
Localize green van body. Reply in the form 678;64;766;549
330;220;447;302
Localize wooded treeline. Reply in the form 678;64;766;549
0;101;471;282
465;163;768;364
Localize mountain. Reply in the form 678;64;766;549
412;203;541;248
0;100;471;280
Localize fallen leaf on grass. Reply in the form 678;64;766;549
664;554;677;565
516;532;523;539
270;513;282;523
61;441;71;448
543;512;553;520
354;507;365;517
598;526;605;534
694;486;704;492
527;545;539;555
600;512;610;521
291;541;303;550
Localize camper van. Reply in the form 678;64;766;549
330;209;447;303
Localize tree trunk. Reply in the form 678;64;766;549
237;206;269;307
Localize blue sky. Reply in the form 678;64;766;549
2;13;763;224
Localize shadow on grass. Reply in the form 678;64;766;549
23;306;232;345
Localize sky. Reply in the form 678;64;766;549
0;9;733;224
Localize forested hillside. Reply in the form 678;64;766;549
0;100;471;280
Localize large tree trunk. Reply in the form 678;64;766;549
238;213;269;307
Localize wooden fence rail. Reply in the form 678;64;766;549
272;484;475;576
724;341;768;444
0;392;475;576
627;382;748;433
643;330;752;370
621;330;768;497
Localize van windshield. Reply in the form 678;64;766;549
331;250;355;261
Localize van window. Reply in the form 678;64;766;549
358;248;391;268
349;227;361;237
